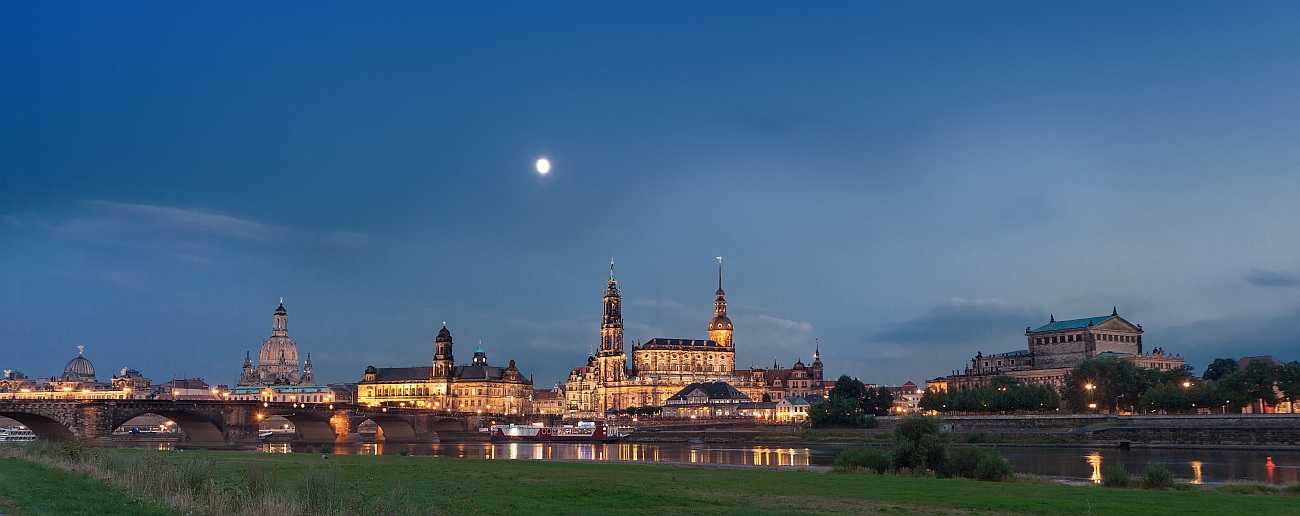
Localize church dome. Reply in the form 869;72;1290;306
436;325;453;343
64;352;96;381
708;315;733;331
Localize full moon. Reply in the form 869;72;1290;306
535;158;551;175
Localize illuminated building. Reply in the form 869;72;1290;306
564;261;824;417
948;309;1185;390
232;300;327;402
356;328;534;414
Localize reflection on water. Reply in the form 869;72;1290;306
328;442;830;467
997;447;1300;485
1087;452;1103;483
108;437;1300;485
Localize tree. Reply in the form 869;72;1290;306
1062;358;1151;413
828;375;867;404
1203;358;1239;382
919;388;949;412
761;393;771;402
1279;362;1300;408
891;414;949;472
862;387;895;416
1218;359;1280;412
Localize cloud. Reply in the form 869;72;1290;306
1246;269;1300;287
88;201;271;239
868;298;1042;348
3;215;22;229
321;231;370;246
840;299;1047;382
1148;312;1300;369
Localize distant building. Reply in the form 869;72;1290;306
0;347;132;400
157;378;218;400
237;301;316;387
112;368;152;399
888;381;924;414
563;261;824;416
775;396;810;422
233;300;328;402
533;385;567;415
356;327;533;414
662;382;751;418
948;309;1185;390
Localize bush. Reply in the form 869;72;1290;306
950;447;989;479
890;415;949;472
398;444;411;456
975;449;1014;481
1143;462;1173;489
833;447;890;474
320;443;334;454
1103;465;1130;487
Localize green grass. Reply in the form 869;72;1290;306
176;451;1300;515
4;450;1300;515
0;456;173;516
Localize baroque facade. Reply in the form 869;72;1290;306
356;326;534;415
563;261;824;417
947;309;1185;390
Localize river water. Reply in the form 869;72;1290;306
256;442;1298;485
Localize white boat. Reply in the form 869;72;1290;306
0;426;37;443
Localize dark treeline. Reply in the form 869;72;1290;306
923;356;1299;415
809;375;894;428
919;375;1060;414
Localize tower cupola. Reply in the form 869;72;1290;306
707;256;734;347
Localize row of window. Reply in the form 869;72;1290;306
1034;333;1138;345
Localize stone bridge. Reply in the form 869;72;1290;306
0;400;465;447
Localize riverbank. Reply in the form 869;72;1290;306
2;446;1299;515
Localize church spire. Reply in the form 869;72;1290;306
708;256;735;347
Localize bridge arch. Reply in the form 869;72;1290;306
111;410;224;445
358;415;417;442
0;411;75;441
261;410;338;443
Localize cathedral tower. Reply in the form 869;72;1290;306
596;260;627;383
433;323;455;378
707;257;734;347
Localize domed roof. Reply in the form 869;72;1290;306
474;344;485;354
708;315;733;330
436;324;452;342
64;350;95;380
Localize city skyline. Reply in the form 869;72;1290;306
5;3;1300;387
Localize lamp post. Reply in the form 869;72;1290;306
1084;383;1096;413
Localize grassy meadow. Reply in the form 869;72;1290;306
1;445;1298;515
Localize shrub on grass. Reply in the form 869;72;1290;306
1103;465;1130;488
833;447;889;473
950;447;989;478
1142;462;1173;489
975;449;1014;481
398;445;411;456
321;443;334;454
890;415;949;473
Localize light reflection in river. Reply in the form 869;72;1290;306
228;441;1300;485
1087;452;1103;483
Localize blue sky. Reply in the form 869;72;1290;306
3;2;1300;388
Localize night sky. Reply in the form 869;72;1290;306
4;3;1300;388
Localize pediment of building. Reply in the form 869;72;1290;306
1092;315;1141;333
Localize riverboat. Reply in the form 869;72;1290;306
490;422;624;442
0;426;36;443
